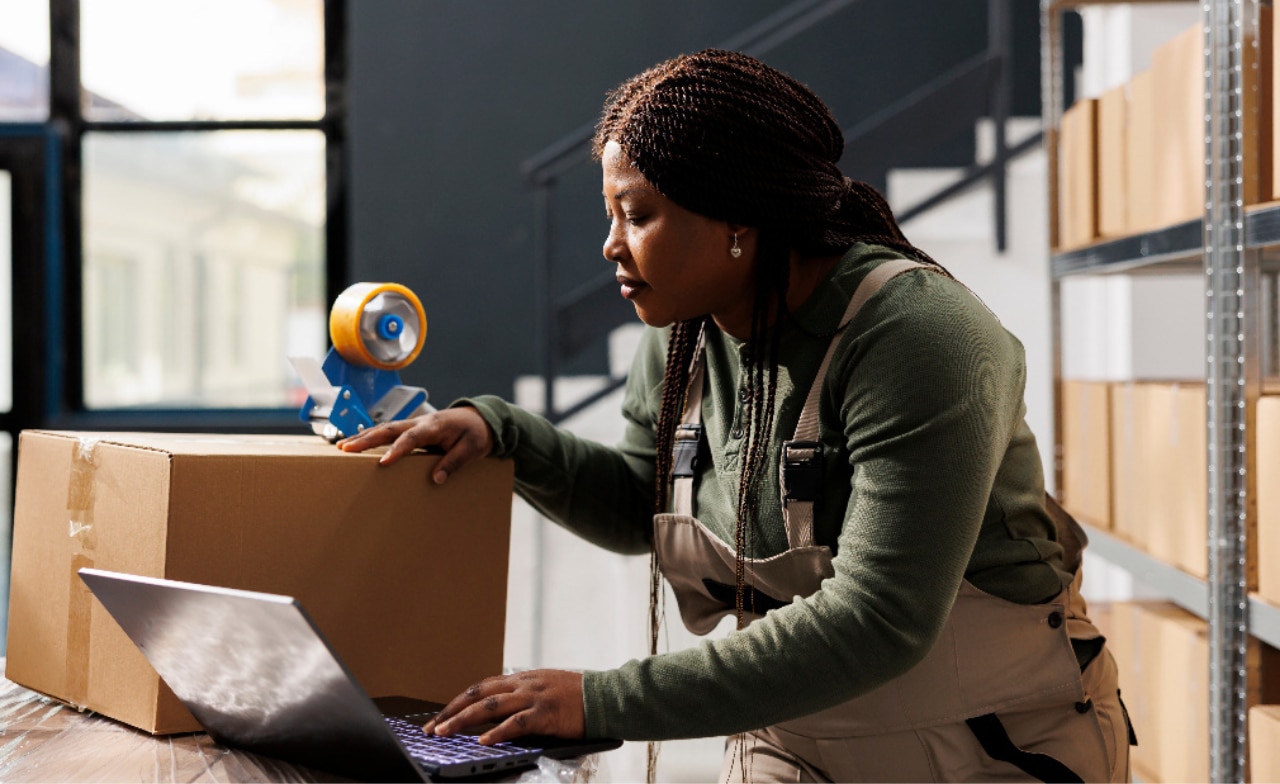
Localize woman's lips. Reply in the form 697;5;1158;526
618;276;648;300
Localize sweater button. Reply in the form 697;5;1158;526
731;427;744;439
1047;611;1064;629
738;388;749;403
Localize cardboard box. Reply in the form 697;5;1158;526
1251;6;1273;205
1097;84;1128;238
1251;705;1280;783
1060;97;1099;249
1061;380;1112;529
1148;605;1209;783
1110;383;1151;548
1108;601;1160;780
1259;397;1280;606
1126;70;1158;234
1140;384;1181;568
1152;23;1205;229
6;431;515;734
1111;602;1207;782
1171;384;1207;578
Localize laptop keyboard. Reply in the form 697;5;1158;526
385;714;543;766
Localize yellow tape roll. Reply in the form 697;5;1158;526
328;282;428;371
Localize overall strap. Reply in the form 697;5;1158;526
781;258;928;549
671;324;708;517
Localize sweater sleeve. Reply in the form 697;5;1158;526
580;271;1028;740
453;327;670;555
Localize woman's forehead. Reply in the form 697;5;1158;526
602;142;653;194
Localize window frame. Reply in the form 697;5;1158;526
44;0;346;432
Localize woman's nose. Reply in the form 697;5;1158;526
603;226;625;263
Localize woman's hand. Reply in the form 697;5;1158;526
335;407;494;484
423;670;585;744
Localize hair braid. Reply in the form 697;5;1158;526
647;316;704;782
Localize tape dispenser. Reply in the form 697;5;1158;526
291;282;434;441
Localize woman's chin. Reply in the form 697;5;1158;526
632;307;674;329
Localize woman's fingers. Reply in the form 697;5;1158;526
334;419;410;452
423;670;585;744
429;411;494;483
334;408;494;478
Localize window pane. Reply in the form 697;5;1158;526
0;1;49;121
0;171;10;414
82;0;323;122
83;131;326;409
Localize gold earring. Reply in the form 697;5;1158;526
730;233;742;258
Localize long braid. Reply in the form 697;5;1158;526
647;316;703;782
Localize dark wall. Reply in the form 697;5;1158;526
349;0;1041;405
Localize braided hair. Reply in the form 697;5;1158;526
593;49;942;779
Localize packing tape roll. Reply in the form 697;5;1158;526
66;437;99;707
329;282;427;371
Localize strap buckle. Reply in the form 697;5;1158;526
782;440;824;503
672;424;702;479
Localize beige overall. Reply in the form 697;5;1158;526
654;260;1133;783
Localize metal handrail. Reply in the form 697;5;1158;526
529;0;1023;425
520;0;865;185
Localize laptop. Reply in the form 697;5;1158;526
78;568;621;782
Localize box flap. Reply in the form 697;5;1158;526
26;430;358;458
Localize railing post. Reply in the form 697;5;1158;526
530;180;555;668
533;182;556;423
989;0;1011;252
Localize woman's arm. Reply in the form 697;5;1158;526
456;326;671;555
580;271;1030;740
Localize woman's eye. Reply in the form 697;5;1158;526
626;214;646;226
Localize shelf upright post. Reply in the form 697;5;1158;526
1204;0;1253;779
1041;0;1066;494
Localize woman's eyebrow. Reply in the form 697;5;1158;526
605;186;646;201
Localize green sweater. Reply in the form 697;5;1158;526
463;243;1071;741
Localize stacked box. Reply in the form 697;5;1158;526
1059;98;1099;249
1110;383;1151;548
1259;397;1280;607
1097;84;1128;238
1061;380;1111;529
1251;705;1280;782
1108;382;1206;575
1125;70;1158;234
1106;602;1208;783
6;431;515;734
1151;23;1204;228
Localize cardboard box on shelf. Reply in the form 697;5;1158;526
1110;383;1151;548
1151;23;1204;228
1126;70;1157;235
1097;84;1128;238
1108;601;1159;781
6;431;515;734
1259;396;1280;606
1059;97;1099;249
1060;380;1111;529
1251;5;1273;204
1171;383;1207;579
1138;384;1181;568
1251;705;1280;783
1110;602;1207;783
1147;605;1209;783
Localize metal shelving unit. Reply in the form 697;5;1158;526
1082;521;1280;652
1043;1;1264;780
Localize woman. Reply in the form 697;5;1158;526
339;49;1132;782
